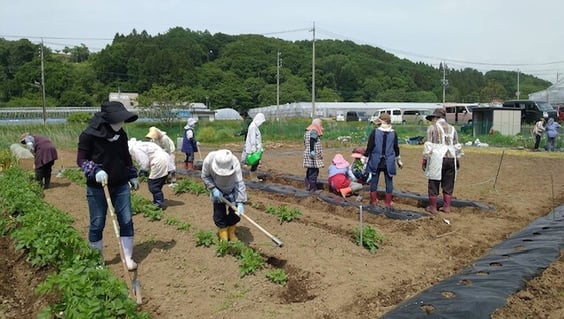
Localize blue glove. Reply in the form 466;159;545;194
95;170;108;185
211;188;223;202
129;178;139;191
236;202;245;216
139;170;149;178
309;150;316;159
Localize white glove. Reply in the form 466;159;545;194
236;202;245;216
95;170;108;185
395;156;403;169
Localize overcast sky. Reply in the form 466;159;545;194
1;0;563;83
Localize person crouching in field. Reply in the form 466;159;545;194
128;138;172;210
364;113;402;209
328;154;363;198
201;149;246;242
145;126;177;183
350;147;371;185
20;133;58;189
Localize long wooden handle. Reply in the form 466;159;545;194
102;184;136;299
220;196;284;247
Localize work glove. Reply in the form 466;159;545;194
129;178;140;191
309;150;316;159
139;170;149;178
421;158;428;171
365;172;372;183
211;188;223;202
396;157;403;169
95;170;108;185
236;202;245;216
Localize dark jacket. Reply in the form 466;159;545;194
181;127;199;154
31;135;58;168
76;114;137;188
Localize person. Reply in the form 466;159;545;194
328;153;363;198
76;101;139;270
128;138;172;209
350;147;371;185
234;110;253;140
364;113;402;209
145;126;177;183
303;118;324;192
532;117;546;151
242;112;265;182
201;149;246;242
421;108;463;214
545;117;561;152
181;118;199;170
19;133;58;189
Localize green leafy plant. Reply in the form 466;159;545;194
61;168;86;185
352;225;385;253
131;193;164;221
266;205;303;224
238;247;265;277
215;240;245;258
265;269;288;285
172;178;207;195
164;217;191;231
194;230;216;247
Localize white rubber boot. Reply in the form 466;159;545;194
120;236;138;270
89;240;103;252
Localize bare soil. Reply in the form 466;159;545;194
2;142;564;319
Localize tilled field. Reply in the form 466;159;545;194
3;142;564;318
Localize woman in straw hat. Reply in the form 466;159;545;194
422;108;463;213
364;112;403;209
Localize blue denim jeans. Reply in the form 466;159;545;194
370;168;394;194
86;183;134;242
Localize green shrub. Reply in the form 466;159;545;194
67;112;92;123
238;247;265;277
266;205;303;224
265;269;288;285
353;225;385;253
194;230;216;247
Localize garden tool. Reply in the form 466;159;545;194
102;184;143;305
219;196;284;247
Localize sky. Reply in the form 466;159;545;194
1;0;563;84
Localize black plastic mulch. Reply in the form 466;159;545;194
381;207;564;318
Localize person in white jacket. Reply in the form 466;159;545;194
145;126;177;183
201;149;247;242
242;113;265;182
421;108;463;213
128;138;173;209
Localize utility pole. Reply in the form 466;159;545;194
311;22;316;118
442;63;448;106
40;38;47;124
276;50;281;121
516;69;520;99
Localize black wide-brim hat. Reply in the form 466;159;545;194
425;108;446;121
99;101;138;124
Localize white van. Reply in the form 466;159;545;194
370;108;403;124
402;109;432;125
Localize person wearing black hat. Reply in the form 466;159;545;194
20;132;58;189
76;101;140;269
421;107;463;213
